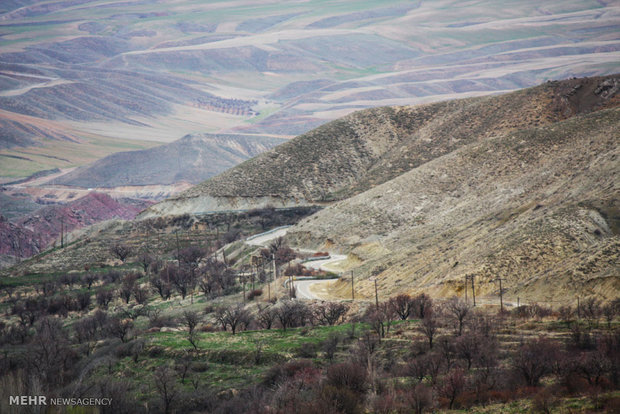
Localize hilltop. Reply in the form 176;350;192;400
141;75;619;218
51;133;285;188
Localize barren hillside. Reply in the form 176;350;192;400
140;75;619;218
287;107;620;304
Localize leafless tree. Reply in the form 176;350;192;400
256;304;277;330
110;243;132;263
580;297;602;327
445;297;470;336
171;266;196;300
81;273;98;290
275;300;310;331
152;270;172;300
364;302;396;338
322;333;340;361
133;286;149;305
76;291;91;311
153;365;180;414
137;251;154;275
28;317;77;388
183;310;200;350
389;294;416;320
176;246;207;278
602;302;618;329
512;336;560;386
419;315;440;350
413;293;433;319
215;304;251;334
439;367;466;409
455;332;481;370
314;302;349;326
96;288;114;309
106;317;133;343
405;384;433;414
203;258;235;293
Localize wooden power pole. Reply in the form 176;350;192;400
351;270;355;300
495;277;506;312
465;275;476;306
374;278;379;308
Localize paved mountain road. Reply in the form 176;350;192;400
245;227;346;300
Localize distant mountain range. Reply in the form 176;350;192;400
1;0;619;181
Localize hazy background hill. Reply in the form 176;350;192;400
50;133;285;188
1;0;619;182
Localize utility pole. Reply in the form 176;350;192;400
464;274;468;304
469;275;476;307
495;277;506;312
351;270;355;300
271;254;276;302
60;217;64;248
175;230;181;267
374;278;379;308
241;274;246;303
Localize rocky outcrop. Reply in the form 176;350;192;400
0;192;152;265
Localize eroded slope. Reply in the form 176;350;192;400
287;107;620;303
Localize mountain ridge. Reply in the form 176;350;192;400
140;75;619;218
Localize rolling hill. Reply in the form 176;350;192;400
50;133;285;188
287;106;619;303
140;75;619;217
1;0;619;181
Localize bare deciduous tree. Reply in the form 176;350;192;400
389;294;416;320
512;336;560;386
153;365;180;414
183;310;200;350
215;304;251;335
445;297;470;336
314;302;349;326
106;317;133;343
110;243;132;263
256;304;277;330
419;315;440;350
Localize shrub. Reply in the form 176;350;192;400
247;289;263;300
296;342;317;358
